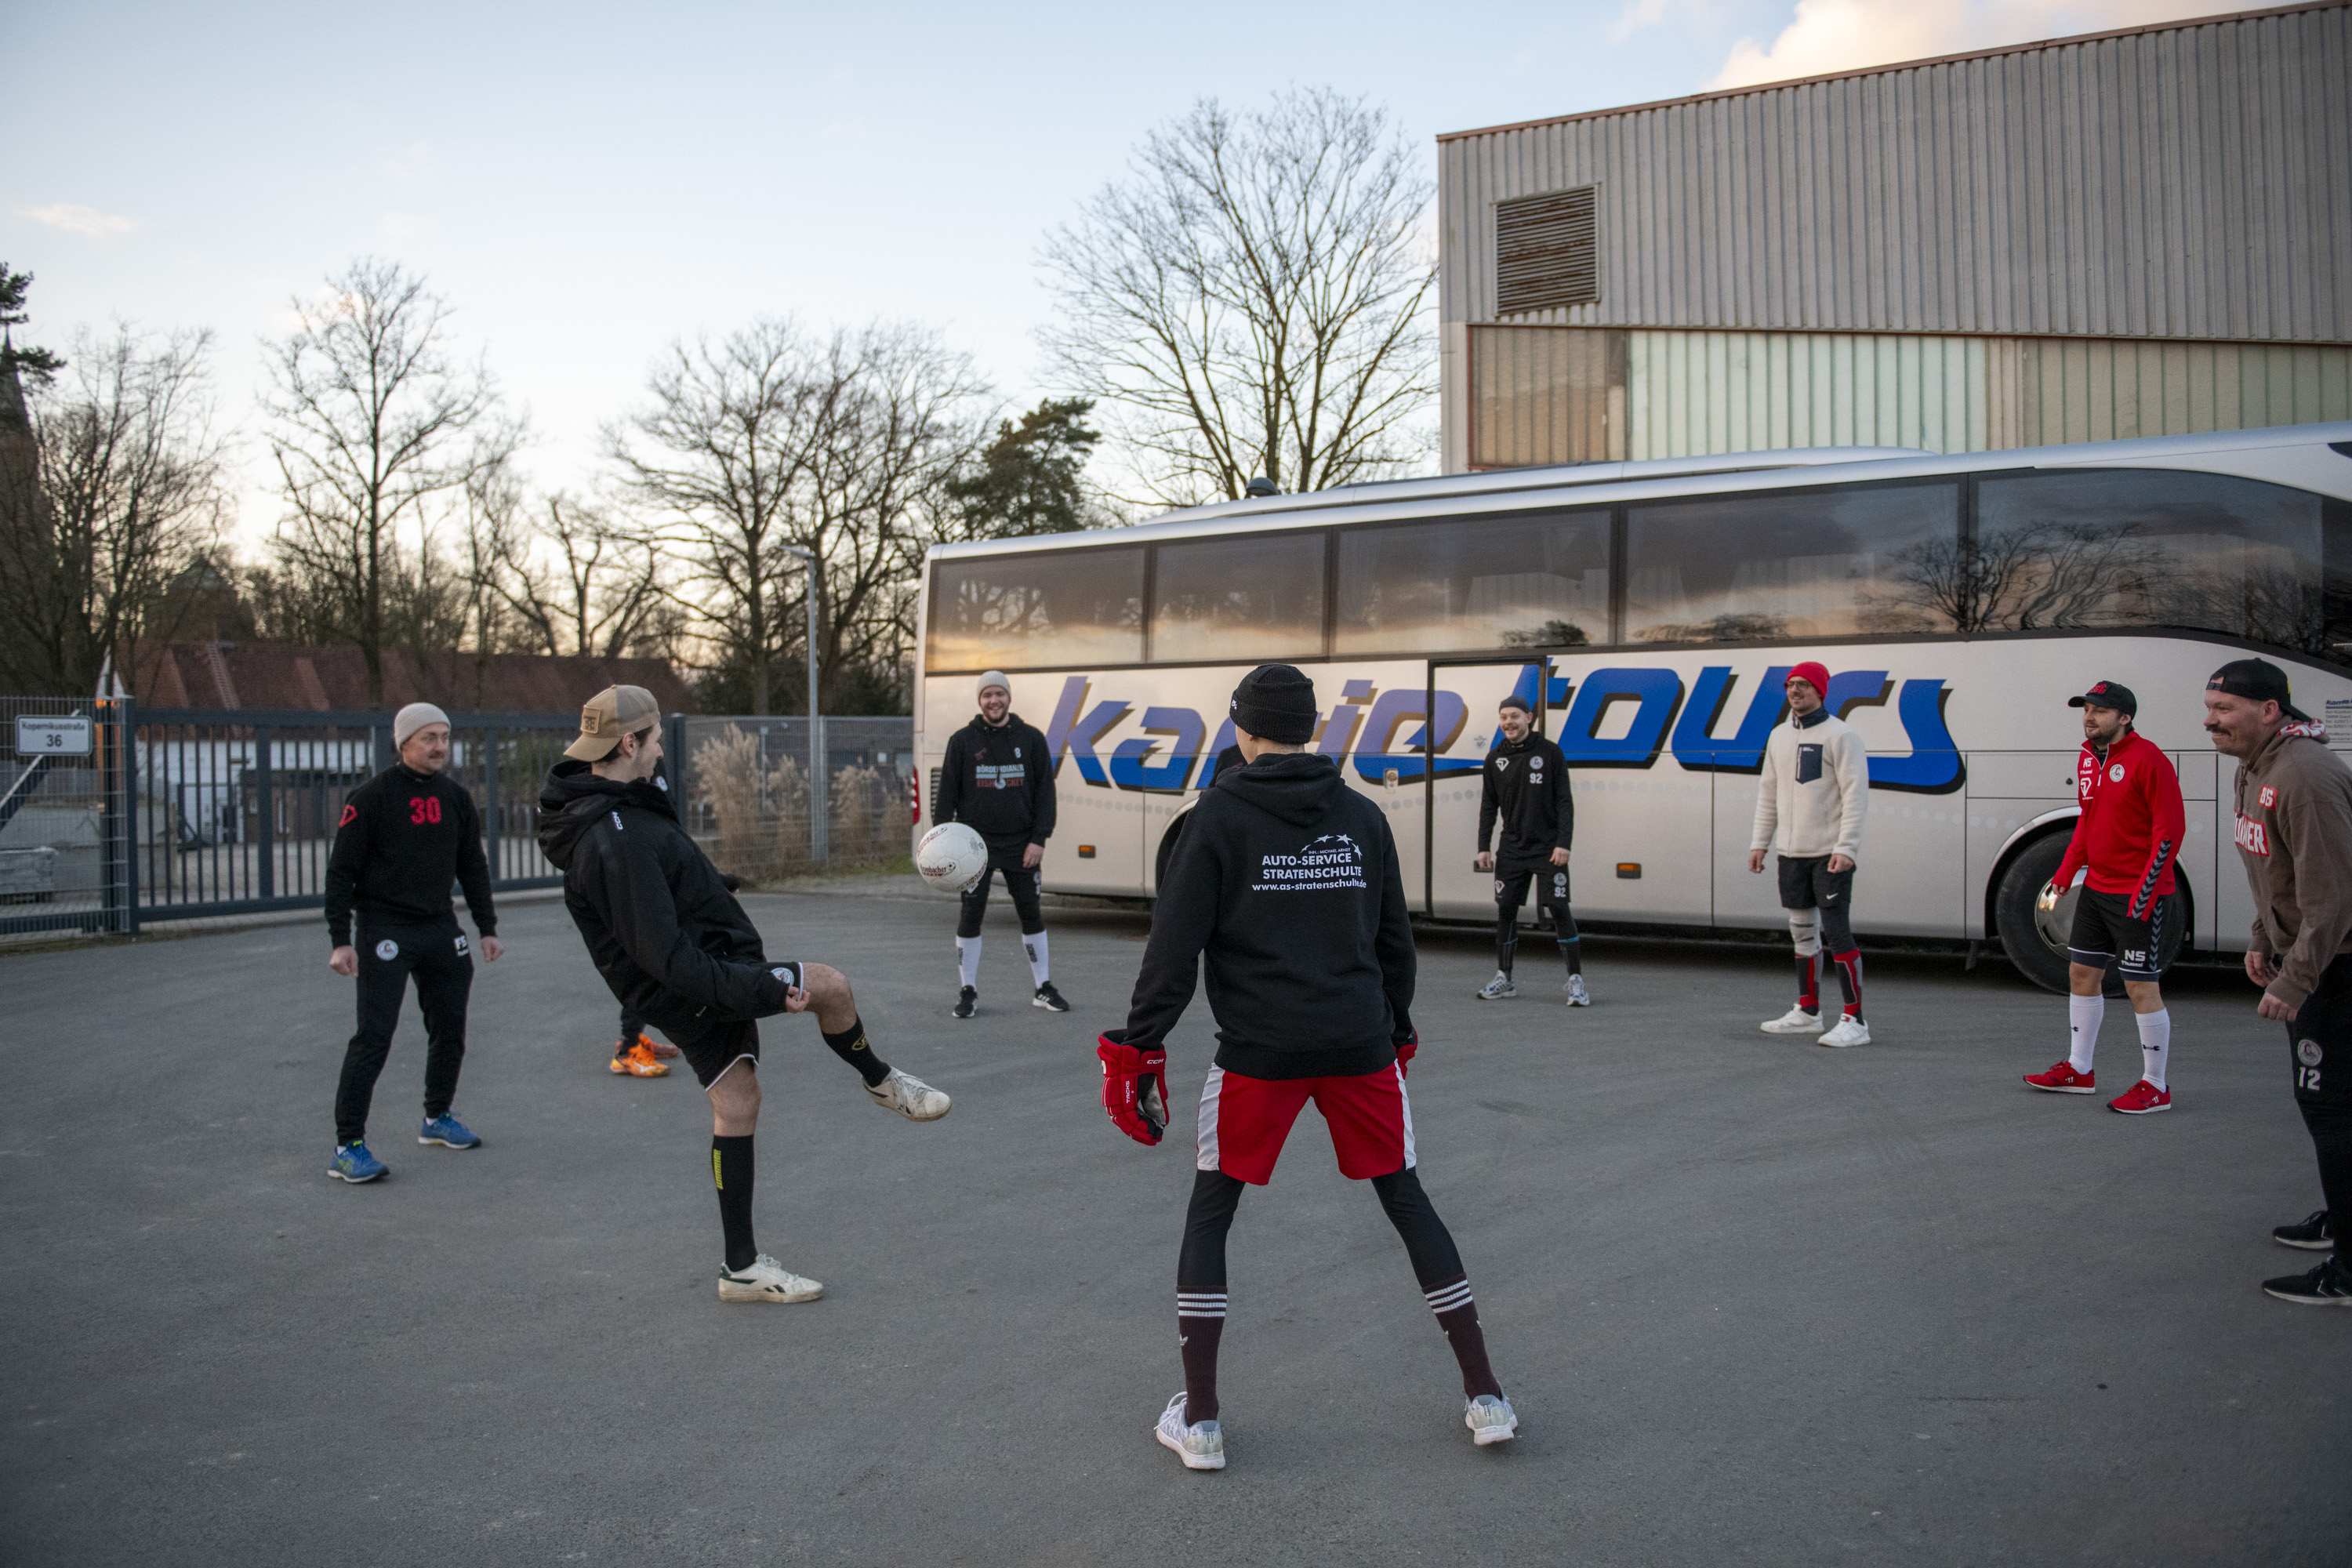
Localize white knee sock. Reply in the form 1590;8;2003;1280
2136;1008;2171;1090
1023;930;1050;986
2068;994;2104;1073
956;935;982;989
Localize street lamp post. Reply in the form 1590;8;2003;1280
780;545;826;866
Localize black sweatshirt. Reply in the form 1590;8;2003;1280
936;713;1056;849
535;760;796;1029
1477;731;1574;862
1123;752;1414;1080
325;764;495;946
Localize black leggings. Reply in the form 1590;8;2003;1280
335;920;474;1144
1177;1165;1465;1295
957;858;1044;938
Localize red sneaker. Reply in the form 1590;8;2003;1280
636;1031;679;1061
2107;1079;2172;1115
2024;1061;2096;1094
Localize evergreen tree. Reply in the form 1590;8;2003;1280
943;397;1100;539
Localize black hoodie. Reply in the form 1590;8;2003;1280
1123;752;1414;1080
536;760;794;1030
936;711;1056;850
1477;729;1573;861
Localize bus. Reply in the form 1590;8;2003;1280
913;423;2352;993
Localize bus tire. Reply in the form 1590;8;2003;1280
1994;831;2092;996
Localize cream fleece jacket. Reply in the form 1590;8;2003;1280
1750;712;1871;863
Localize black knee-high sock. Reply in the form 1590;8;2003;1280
1831;949;1864;1020
1371;1167;1500;1399
1177;1170;1245;1423
821;1015;891;1088
1496;911;1519;975
1552;910;1582;976
712;1134;757;1271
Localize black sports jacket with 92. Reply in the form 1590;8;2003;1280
536;760;796;1030
1123;752;1414;1080
1477;731;1573;862
325;764;496;946
936;713;1056;850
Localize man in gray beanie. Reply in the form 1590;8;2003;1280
935;670;1063;1018
321;702;502;1183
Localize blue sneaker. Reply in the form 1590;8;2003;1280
329;1142;387;1182
418;1113;480;1149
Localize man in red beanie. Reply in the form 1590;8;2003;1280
1748;662;1873;1046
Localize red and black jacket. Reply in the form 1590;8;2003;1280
2052;728;2187;918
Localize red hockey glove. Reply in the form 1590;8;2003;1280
1097;1029;1168;1146
1394;1030;1418;1078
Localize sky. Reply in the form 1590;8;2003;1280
4;0;2218;546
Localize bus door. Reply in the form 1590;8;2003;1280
1424;659;1549;920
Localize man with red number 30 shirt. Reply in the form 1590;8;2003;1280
2024;681;2188;1115
1097;663;1515;1472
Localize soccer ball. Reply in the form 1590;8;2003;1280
916;822;989;895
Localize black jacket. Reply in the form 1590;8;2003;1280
325;764;495;946
1478;732;1574;861
535;760;794;1029
937;713;1056;849
1124;753;1414;1080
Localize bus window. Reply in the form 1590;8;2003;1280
926;547;1145;671
1334;508;1610;655
1625;481;1960;643
1150;532;1327;663
1973;470;2328;653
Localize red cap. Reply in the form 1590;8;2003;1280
1787;662;1831;699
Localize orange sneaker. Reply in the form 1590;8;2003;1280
635;1031;679;1061
610;1040;670;1077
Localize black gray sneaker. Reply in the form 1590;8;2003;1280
2261;1258;2352;1305
2274;1210;2334;1250
1033;982;1070;1012
952;986;977;1020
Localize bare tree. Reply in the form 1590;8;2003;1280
477;486;665;659
262;257;514;704
1040;88;1438;507
0;324;227;695
1866;522;2168;634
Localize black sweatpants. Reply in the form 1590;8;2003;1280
2287;953;2352;1263
956;845;1045;938
335;918;474;1144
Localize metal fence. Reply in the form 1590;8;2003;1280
1;695;136;937
679;715;915;883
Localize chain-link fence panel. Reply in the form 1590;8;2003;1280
679;716;913;882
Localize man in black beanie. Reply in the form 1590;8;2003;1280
1097;662;1516;1471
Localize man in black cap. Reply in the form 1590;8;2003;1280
2205;658;2352;1305
2024;681;2187;1114
1098;662;1516;1471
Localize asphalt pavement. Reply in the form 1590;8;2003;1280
3;885;2347;1566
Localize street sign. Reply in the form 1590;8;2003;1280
14;716;94;757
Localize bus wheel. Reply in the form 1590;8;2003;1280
1993;831;2114;996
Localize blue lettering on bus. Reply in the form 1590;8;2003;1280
1109;706;1206;793
1557;667;1684;767
1669;665;1791;771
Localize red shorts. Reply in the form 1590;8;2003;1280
1195;1063;1416;1185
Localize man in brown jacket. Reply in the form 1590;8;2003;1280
2206;658;2352;1305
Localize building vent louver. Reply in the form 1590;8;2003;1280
1494;185;1599;314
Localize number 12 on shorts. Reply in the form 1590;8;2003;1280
2298;1065;2324;1091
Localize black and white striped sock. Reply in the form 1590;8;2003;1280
1423;1274;1500;1399
1178;1292;1228;1424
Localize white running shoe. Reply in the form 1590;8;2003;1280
1465;1392;1519;1446
1475;972;1518;1001
717;1254;824;1303
1817;1016;1872;1047
867;1068;952;1122
1760;1007;1822;1034
1155;1392;1225;1470
1565;975;1590;1007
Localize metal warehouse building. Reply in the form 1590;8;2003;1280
1437;0;2352;472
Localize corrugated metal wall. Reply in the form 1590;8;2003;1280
1439;3;2352;343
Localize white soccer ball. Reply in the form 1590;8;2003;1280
916;822;989;895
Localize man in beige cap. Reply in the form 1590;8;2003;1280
538;686;952;1303
323;702;503;1184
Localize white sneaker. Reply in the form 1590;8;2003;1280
717;1254;823;1303
1155;1392;1225;1470
866;1067;952;1122
1565;975;1590;1007
1817;1016;1872;1048
1760;1007;1822;1034
1475;972;1518;1000
1465;1392;1519;1446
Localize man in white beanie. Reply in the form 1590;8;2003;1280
935;671;1064;1018
322;702;503;1184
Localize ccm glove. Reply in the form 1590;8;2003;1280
1097;1029;1168;1146
1394;1029;1418;1079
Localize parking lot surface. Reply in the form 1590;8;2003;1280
4;887;2348;1565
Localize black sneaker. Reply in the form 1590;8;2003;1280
952;986;977;1020
1033;982;1069;1013
2261;1258;2352;1305
2273;1210;2335;1250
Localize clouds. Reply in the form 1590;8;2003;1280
20;203;135;238
1706;0;2223;89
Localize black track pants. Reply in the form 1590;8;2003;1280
2287;953;2352;1261
335;919;474;1144
956;851;1045;938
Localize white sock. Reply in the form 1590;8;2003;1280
1023;931;1050;987
2136;1008;2171;1090
2068;994;2104;1074
956;935;981;989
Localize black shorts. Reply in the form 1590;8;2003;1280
1776;854;1854;913
1494;857;1572;916
2067;888;2182;981
660;960;800;1088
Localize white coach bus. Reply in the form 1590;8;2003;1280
913;423;2352;992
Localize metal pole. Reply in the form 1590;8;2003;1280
782;545;827;866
